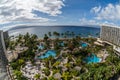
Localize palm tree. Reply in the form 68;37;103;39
17;34;22;42
44;34;49;40
61;33;64;38
31;34;38;40
48;32;52;37
66;31;70;37
53;31;60;38
71;31;75;37
34;74;40;80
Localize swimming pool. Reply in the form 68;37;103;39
38;45;44;50
39;50;56;59
81;43;88;48
83;53;101;63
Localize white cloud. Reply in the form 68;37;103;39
91;3;120;21
91;6;101;13
79;18;100;25
79;18;116;26
0;0;64;23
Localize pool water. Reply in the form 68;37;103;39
81;43;88;48
39;50;56;59
84;53;101;63
59;42;64;47
38;45;44;50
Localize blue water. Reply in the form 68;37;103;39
38;45;44;50
59;42;64;47
39;50;56;59
84;53;101;63
8;26;100;38
81;43;88;48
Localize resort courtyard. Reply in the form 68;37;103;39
8;32;120;80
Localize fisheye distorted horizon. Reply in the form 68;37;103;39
0;0;120;30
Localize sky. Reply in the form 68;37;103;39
0;0;120;30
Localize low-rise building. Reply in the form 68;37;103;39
7;50;18;62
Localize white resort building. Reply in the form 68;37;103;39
100;25;120;56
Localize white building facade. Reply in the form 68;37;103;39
100;25;120;46
100;25;120;55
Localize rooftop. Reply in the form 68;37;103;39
101;25;120;29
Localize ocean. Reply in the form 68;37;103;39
8;26;100;38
